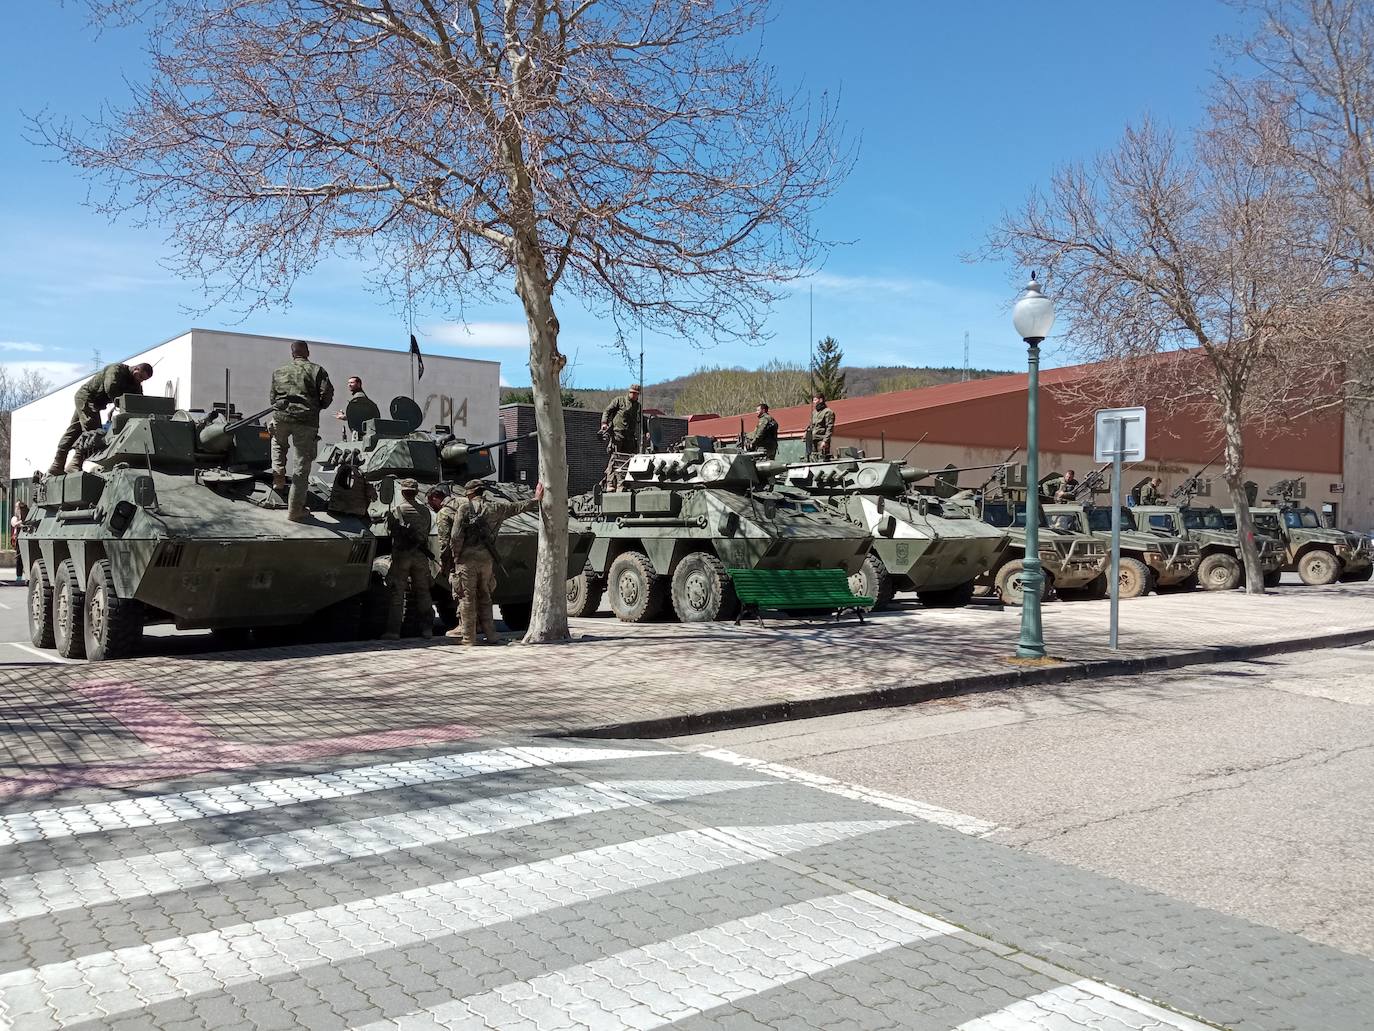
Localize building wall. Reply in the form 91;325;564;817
1341;402;1374;532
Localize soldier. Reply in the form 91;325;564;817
1057;469;1079;502
747;402;779;459
1140;476;1164;505
600;383;642;487
334;375;381;438
381;478;434;641
48;361;154;475
808;395;835;459
268;339;335;521
430;485;463;634
446;478;543;645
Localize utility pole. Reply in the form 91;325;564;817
808;283;815;396
962;331;970;382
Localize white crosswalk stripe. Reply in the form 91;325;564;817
0;779;768;923
0;745;671;846
955;979;1216;1030
349;890;952;1031
0;820;903;1029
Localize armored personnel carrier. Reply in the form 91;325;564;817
315;397;593;633
1044;503;1201;597
772;456;1008;609
953;496;1108;604
1219;480;1372;585
567;445;872;622
23;395;376;660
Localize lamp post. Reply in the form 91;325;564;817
1012;273;1056;659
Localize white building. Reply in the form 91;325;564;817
10;329;502;480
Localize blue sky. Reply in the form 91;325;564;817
0;1;1247;392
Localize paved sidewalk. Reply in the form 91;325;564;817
4;583;1374;801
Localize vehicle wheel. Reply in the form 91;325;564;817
359;560;391;639
27;559;56;649
607;551;666;623
847;553;892;611
1198;553;1243;591
53;559;87;659
1340;565;1373;583
1158;572;1198;594
566;565;605;617
670;552;739;622
995;560;1030;606
1297;549;1341;586
917;580;977;608
83;559;144;660
1118;557;1152;599
499;601;532;631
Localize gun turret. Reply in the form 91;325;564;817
197;405;277;454
1265;477;1306;505
1168;448;1224;505
438;430;535;466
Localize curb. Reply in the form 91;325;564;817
569;625;1374;740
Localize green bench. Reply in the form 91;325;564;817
728;567;876;626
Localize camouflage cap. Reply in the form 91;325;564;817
397;477;420;492
464;478;487;493
628;383;642;392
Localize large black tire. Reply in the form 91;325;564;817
607;551;667;623
1198;553;1243;591
995;560;1030;606
82;560;144;661
1297;549;1341;586
566;565;605;617
1157;572;1199;594
1263;568;1283;589
27;559;55;649
499;602;532;632
53;559;87;659
1117;557;1153;599
670;552;740;622
917;580;977;609
848;553;893;611
1340;565;1373;583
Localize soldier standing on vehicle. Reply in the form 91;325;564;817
1056;469;1079;502
48;361;154;475
1041;469;1065;501
381;478;434;641
268;339;334;521
747;403;779;459
334;375;381;438
808;395;835;459
1140;476;1164;505
447;479;543;646
600;383;642;486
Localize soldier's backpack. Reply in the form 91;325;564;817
388;511;425;552
458;500;500;560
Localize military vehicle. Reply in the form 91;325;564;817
315;397;593;633
566;445;872;622
1044;503;1201;597
23;394;377;660
954;496;1109;604
1217;480;1373;585
772;455;1008;609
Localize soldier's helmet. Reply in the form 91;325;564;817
464;478;487;493
398;477;420;492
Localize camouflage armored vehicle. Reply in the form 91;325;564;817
315;398;593;632
773;456;1008;609
1044;503;1201;597
1131;504;1283;589
1218;483;1373;585
567;446;872;622
954;496;1108;604
23;395;376;660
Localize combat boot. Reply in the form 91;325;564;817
444;626;465;639
272;471;288;491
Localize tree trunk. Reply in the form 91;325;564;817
1221;396;1265;594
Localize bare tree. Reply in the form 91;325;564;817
41;0;847;641
0;366;54;480
673;360;810;418
985;117;1359;592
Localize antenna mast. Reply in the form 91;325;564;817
962;331;970;382
808;283;815;396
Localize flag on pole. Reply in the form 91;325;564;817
409;333;425;380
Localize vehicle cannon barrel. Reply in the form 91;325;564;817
900;461;1009;485
439;430;536;465
197;405;278;453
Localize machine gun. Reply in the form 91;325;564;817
1168;449;1223;505
1265;477;1306;506
1066;462;1110;503
972;449;1021;500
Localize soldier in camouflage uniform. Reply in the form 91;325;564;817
49;361;154;475
268;339;335;521
807;395;835;459
446;478;543;645
334;375;381;439
382;478;434;640
600;384;642;488
432;486;465;634
747;403;779;459
1139;476;1164;505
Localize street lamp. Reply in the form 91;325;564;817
1013;273;1056;659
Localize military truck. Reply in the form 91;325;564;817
567;446;872;622
23;395;377;660
1044;503;1201;597
1131;504;1283;589
315;397;592;633
958;497;1109;604
772;456;1008;609
1216;483;1373;585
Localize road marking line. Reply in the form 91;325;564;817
349;890;948;1031
0;746;675;847
955;978;1215;1030
0;821;903;1028
0;779;769;923
7;643;75;665
700;747;1001;837
0;600;12;610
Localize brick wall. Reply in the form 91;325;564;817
498;404;688;495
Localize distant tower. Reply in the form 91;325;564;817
962;331;970;381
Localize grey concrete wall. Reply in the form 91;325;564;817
498;404;688;495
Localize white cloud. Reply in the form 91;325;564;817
0;341;45;353
424;321;530;349
0;360;87;386
807;271;918;296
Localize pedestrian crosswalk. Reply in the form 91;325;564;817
0;741;1219;1030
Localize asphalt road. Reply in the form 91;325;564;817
672;643;1374;962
